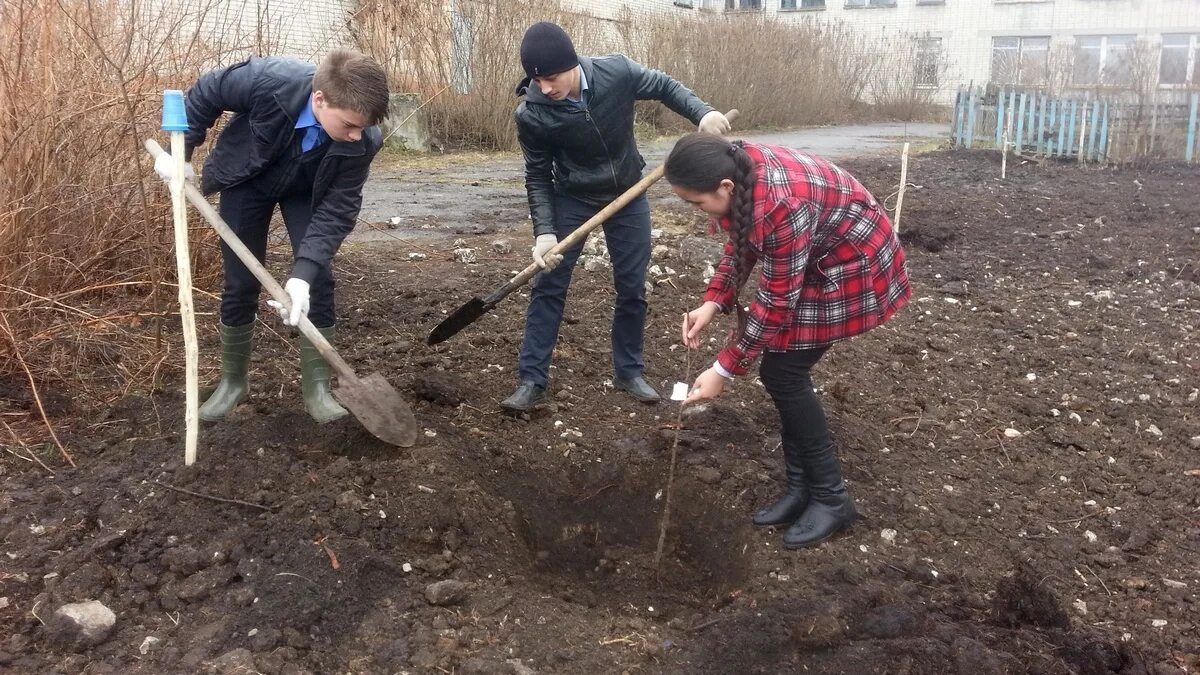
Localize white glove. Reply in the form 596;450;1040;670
698;111;732;135
532;234;563;271
267;278;311;326
153;152;196;182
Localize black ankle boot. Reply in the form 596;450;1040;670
782;483;856;549
753;490;810;527
753;441;809;527
783;443;856;549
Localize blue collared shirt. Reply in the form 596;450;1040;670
296;97;328;152
565;67;590;108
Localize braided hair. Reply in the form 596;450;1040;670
664;133;758;292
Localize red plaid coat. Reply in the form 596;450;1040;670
705;143;911;376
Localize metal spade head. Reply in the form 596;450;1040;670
427;296;490;345
333;372;419;447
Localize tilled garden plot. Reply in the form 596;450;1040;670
1;150;1197;674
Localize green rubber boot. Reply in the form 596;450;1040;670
300;325;349;423
198;322;253;421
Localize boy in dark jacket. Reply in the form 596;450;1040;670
154;49;389;423
501;22;729;412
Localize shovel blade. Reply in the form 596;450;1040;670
427;296;490;345
333;372;419;447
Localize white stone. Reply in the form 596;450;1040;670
1073;599;1088;615
650;229;664;239
408;252;427;260
1150;619;1168;628
48;600;116;649
402;562;413;573
1094;290;1114;300
1146;424;1162;437
452;238;467;248
880;528;898;544
1004;428;1022;438
1084;530;1098;543
1069;412;1083;423
652;244;671;260
139;636;161;655
453;248;477;263
491;239;512;254
1026;373;1037;381
944;297;960;304
1050;408;1060;417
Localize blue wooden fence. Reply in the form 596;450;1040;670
952;86;1200;164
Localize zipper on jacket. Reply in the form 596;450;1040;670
584;108;620;192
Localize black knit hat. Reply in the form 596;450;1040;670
520;22;578;78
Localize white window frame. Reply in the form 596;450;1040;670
1159;33;1198;88
1073;34;1137;87
991;36;1050;86
915;37;942;88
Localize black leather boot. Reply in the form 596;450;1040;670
782;450;856;549
752;442;809;527
500;381;545;413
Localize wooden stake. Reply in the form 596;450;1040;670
893;142;910;235
1078;102;1089;164
1001;131;1009;180
164;129;199;465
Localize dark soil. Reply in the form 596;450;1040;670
1;150;1198;674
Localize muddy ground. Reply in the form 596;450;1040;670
1;150;1198;674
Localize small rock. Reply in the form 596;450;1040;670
454;248;477;263
652;244;671;261
1094;290;1115;300
424;580;468;606
1003;428;1022;439
46;600;116;650
452;238;467;248
678;236;724;268
880;528;898;544
694;467;722;485
491;239;512;254
650;228;664;239
582;256;610;273
1072;599;1087;615
1188;436;1200;450
139;636;161;655
249;627;281;652
209;648;256;674
408;252;427;260
1150;618;1168;628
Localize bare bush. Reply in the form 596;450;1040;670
353;2;940;148
354;0;611;149
0;0;263;416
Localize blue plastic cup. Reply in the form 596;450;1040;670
162;90;189;133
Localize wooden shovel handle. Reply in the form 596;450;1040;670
144;139;359;384
508;109;740;288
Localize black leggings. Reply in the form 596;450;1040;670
759;348;844;494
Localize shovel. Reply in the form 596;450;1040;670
427;109;738;345
144;140;419;448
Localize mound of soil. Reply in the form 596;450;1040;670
1;150;1197;674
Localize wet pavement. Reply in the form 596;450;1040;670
354;122;946;244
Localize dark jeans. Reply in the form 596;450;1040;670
759;347;845;495
217;182;335;328
517;193;651;386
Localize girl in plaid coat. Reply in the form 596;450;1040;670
665;133;911;549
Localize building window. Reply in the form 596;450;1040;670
1160;34;1198;87
782;0;825;7
991;36;1050;86
1073;35;1135;87
915;0;945;4
726;0;762;8
845;0;897;6
916;38;942;88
